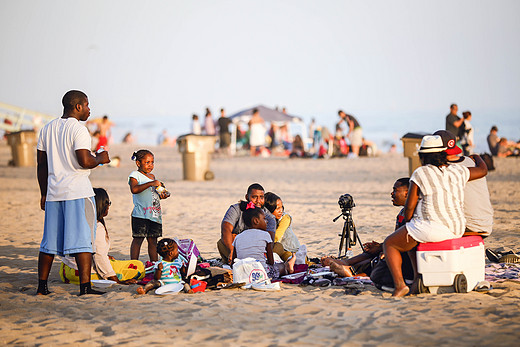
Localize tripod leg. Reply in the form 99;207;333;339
351;221;365;253
338;220;348;258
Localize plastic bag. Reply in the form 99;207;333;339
232;258;268;285
295;244;307;265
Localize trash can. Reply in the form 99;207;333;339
401;132;428;176
176;134;217;181
6;130;37;167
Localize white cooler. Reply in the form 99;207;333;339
417;236;485;294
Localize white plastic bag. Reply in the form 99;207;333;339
232;258;269;285
295;244;307;265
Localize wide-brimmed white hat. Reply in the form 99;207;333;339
418;135;447;153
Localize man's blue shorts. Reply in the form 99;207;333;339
40;197;97;256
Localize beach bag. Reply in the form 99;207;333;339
232;258;268;285
369;259;394;288
370;254;414;288
176;239;202;262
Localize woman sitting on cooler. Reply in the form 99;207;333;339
383;135;488;297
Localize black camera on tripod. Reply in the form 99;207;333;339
338;193;355;213
333;193;363;258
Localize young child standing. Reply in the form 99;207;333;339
136;238;191;294
232;203;296;279
129;149;170;262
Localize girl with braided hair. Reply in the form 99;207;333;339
129;149;170;263
136;238;192;294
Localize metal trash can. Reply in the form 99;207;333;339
6;130;37;167
176;134;217;181
401;132;428;176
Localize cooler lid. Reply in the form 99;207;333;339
417;235;483;251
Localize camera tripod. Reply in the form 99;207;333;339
333;208;364;258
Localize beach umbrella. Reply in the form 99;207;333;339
228;105;303;125
227;105;307;155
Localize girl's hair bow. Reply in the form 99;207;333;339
246;201;256;210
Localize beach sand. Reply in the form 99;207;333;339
0;142;519;346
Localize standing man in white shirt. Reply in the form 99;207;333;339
36;90;110;296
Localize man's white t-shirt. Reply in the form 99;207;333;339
37;117;94;201
455;156;494;235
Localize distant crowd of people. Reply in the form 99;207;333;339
188;106;378;159
76;102;518;161
445;103;519;158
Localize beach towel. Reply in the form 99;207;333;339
485;263;520;282
60;259;145;285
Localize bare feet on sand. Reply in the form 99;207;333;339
330;262;353;277
136;287;145;295
392;286;410;297
286;255;297;274
321;256;334;266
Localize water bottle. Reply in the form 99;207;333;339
96;146;105;166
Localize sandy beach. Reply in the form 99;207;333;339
1;142;519;346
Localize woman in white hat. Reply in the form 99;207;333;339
383;135;488;297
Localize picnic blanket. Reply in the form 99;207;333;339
485;263;520;283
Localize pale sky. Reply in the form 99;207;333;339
1;1;519;140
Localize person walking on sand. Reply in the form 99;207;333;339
36;90;110;296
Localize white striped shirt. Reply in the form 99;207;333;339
411;164;470;237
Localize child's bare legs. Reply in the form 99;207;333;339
278;254;297;276
147;237;158;262
136;280;161;295
183;283;194;294
130;237;144;260
383;226;417;297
